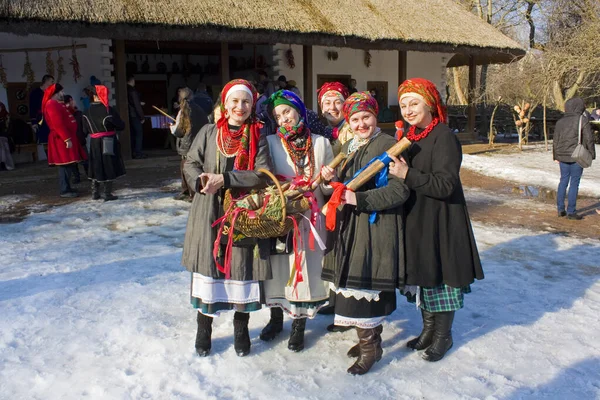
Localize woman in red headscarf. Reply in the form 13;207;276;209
43;84;87;197
182;79;273;358
320;92;409;375
82;85;126;201
317;82;353;155
389;78;484;362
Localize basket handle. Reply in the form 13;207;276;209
257;168;287;225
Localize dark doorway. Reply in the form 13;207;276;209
135;80;169;149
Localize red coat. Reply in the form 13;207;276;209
44;99;87;165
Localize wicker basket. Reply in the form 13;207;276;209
221;168;300;240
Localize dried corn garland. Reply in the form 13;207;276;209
45;51;55;77
56;52;65;83
285;47;295;69
69;46;82;83
0;56;7;88
364;50;372;68
22;52;35;89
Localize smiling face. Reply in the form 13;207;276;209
321;96;344;125
348;111;377;139
224;90;253;125
400;95;433;129
273;104;300;128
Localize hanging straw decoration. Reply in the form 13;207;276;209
56;51;65;83
22;52;35;89
69;45;82;82
45;51;55;77
285;46;295;69
0;56;7;88
364;50;372;68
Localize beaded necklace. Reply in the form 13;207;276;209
278;121;315;178
216;124;245;158
406;117;439;142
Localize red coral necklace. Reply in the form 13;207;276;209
406;117;439;142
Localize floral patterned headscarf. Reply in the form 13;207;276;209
342;91;379;123
318;82;349;110
397;78;447;124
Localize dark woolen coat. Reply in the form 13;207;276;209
173;102;208;156
321;133;409;291
553;98;596;163
402;123;484;288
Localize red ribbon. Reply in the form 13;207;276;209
288;215;304;298
325;182;348;231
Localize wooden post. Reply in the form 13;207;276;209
467;55;477;139
398;50;407;86
113;39;131;159
303;45;313;109
220;42;230;85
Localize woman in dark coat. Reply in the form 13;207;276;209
169;87;208;201
82;85;126;201
321;92;409;375
389;78;484;362
552;97;596;220
182;79;273;358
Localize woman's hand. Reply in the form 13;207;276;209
65;139;72;149
320;165;335;182
388;154;409;179
199;173;224;194
343;190;356;206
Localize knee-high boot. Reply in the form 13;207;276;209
195;312;213;357
347;326;383;375
407;309;436;350
260;307;284;342
422;311;455;362
91;180;101;200
233;312;251;357
103;181;118;201
288;318;306;352
347;325;382;358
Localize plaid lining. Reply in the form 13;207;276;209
404;284;471;312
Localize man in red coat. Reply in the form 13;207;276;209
43;84;87;197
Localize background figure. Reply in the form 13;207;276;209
257;70;276;98
193;83;214;115
64;95;88;182
553;97;596;220
127;75;147;159
348;79;358;94
170;87;208;202
29;74;54;144
589;108;600;122
82;85;126;201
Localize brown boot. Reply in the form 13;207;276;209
347;325;382;358
347;326;383;375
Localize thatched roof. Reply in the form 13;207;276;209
0;0;524;64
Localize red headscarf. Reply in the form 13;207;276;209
317;82;349;109
42;84;63;114
342;91;379;123
397;78;447;124
95;85;110;111
217;79;261;171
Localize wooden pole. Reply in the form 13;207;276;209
112;39;131;159
467;56;477;139
220;42;229;86
0;44;87;53
303;45;313;109
398;50;407;86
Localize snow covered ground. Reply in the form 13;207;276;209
463;144;600;198
1;187;599;400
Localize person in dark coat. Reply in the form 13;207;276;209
182;79;273;358
64;95;88;182
127;76;147;159
29;74;54;144
389;78;484;362
552;97;596;220
321;92;409;375
169;87;208;201
82;85;126;201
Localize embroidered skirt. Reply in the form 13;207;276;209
190;273;262;316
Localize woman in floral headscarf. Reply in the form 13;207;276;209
320;92;409;375
182;79;273;358
317;82;353;155
389;78;484;362
258;90;333;352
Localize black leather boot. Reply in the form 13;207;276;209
103;181;118;201
347;325;382;358
422;311;455;362
233;312;251;357
347;326;383;375
260;307;284;341
195;312;212;357
407;309;436;350
91;180;101;200
287;318;306;352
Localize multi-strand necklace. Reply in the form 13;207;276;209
406;117;439;142
216;124;245;158
278;122;314;179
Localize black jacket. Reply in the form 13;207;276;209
127;85;145;119
402;123;484;288
553;98;596;163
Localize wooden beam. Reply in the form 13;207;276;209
303;45;313;109
113;39;131;159
398;50;407;86
220;42;230;86
0;44;87;53
467;55;477;138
